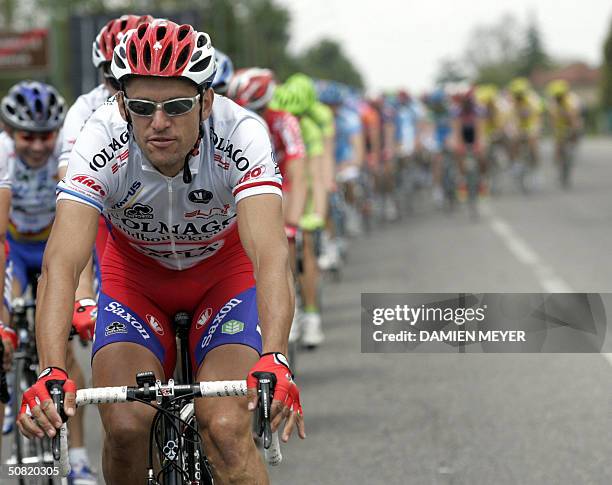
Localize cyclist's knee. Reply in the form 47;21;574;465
103;406;153;455
199;408;252;468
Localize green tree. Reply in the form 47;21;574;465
601;19;612;108
517;16;550;76
435;58;467;84
297;39;363;88
601;18;612;131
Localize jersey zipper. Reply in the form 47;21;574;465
166;177;182;270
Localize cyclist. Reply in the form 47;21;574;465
371;94;398;220
270;81;327;348
507;77;543;186
211;49;234;95
285;74;338;270
475;84;512;193
546;79;582;185
16;21;304;484
423;87;453;206
450;87;486;203
0;81;99;479
318;80;364;236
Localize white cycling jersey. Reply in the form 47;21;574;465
58;84;111;169
0;131;61;239
57;94;282;270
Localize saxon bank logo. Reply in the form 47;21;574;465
221;320;244;335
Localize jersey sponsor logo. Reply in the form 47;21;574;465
111;181;142;210
71;174;108;197
221;320;244;335
214;153;229;170
104;321;128;337
89;130;129;171
195;308;213;329
146;314;164;335
210;126;250;171
104;301;150;340
135;240;224;260
124;203;154;220
200;298;242;348
184;204;231;219
237;166;264;185
188;189;213;204
114;213;237;241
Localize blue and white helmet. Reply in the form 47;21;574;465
315;79;347;105
0;81;66;132
211;49;234;94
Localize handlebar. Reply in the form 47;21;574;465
54;378;282;476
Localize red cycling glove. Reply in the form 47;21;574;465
73;298;97;341
18;367;76;421
0;322;18;350
247;352;302;415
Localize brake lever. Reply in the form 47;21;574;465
49;383;64;461
253;371;276;449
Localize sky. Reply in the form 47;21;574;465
276;0;612;93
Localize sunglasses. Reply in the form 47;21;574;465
16;131;56;142
123;93;201;117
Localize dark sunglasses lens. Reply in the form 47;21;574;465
127;100;156;116
163;98;195;116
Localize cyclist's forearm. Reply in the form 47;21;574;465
255;251;294;356
74;255;96;300
36;259;80;369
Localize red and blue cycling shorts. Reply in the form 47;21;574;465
92;234;262;378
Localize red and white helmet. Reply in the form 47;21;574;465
226;68;276;111
111;20;216;87
92;14;154;68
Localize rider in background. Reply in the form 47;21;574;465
0;81;95;481
318;80;364;236
371;94;399;221
423;87;453;207
546;79;582;176
211;49;234;95
286;74;338;270
226;68;307;284
507;77;543;185
475;84;512;193
450;87;486;196
270;82;327;348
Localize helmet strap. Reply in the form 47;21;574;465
182;86;206;184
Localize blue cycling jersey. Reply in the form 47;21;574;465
394;101;423;156
334;105;362;164
429;103;453;149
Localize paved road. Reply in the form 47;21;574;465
3;138;612;484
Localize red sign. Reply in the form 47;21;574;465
0;29;49;71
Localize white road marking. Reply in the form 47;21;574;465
481;203;573;293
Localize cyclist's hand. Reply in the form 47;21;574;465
0;323;17;372
16;367;76;440
247;352;305;442
73;298;97;341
